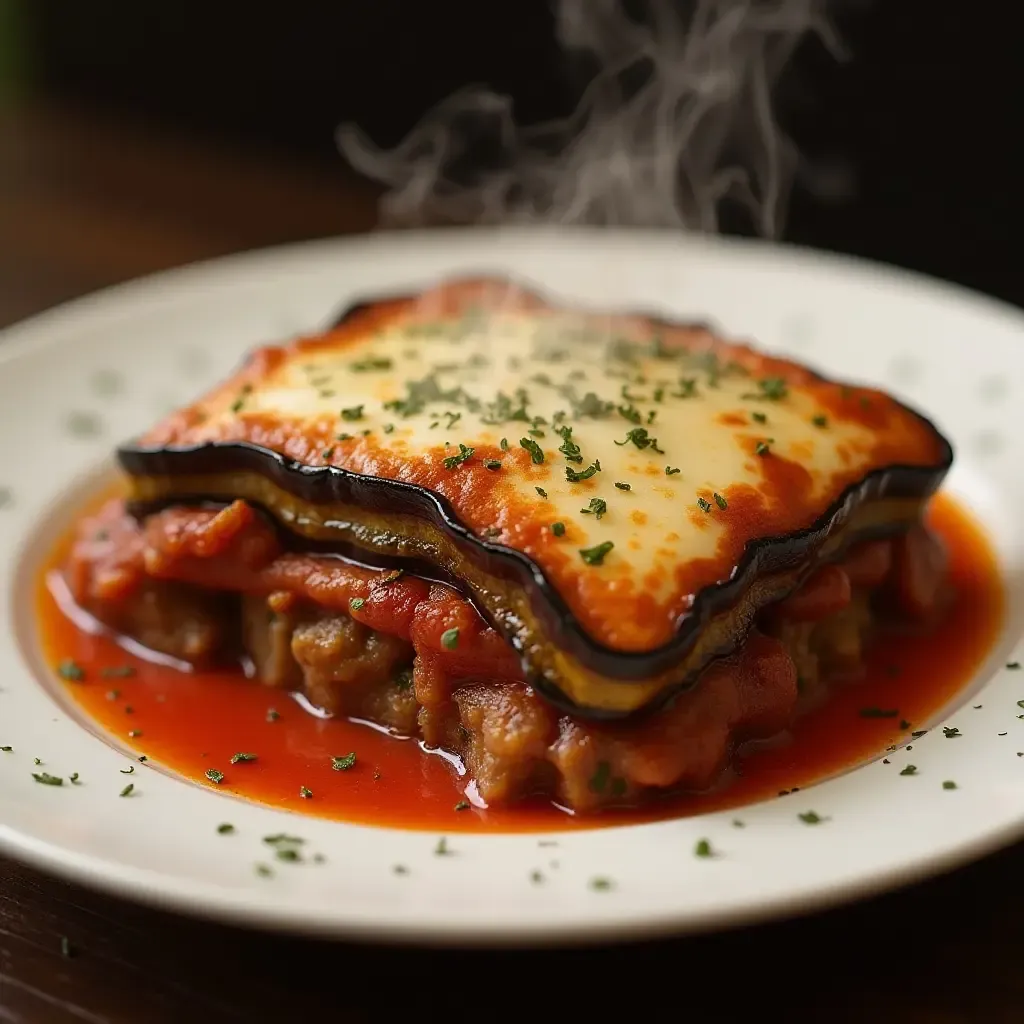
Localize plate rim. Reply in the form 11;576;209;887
2;226;1023;945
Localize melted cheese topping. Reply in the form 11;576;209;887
139;278;948;653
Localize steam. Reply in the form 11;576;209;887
337;0;841;236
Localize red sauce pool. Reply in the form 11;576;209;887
36;492;1003;832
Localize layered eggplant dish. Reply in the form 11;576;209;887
62;277;954;812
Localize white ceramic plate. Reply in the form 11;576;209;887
1;228;1023;946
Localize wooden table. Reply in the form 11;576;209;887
2;99;1022;1024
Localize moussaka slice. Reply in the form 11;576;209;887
64;277;954;810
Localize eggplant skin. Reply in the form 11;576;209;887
115;277;953;719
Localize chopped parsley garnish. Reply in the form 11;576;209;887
942;780;957;790
613;427;663;452
262;833;305;848
581;497;607;520
697;497;712;514
101;665;136;679
617;403;642;424
535;487;548;498
205;769;224;784
798;811;827;824
57;659;84;682
859;707;899;719
332;753;357;771
551;522;566;537
713;492;728;510
230;752;258;764
751;411;767;424
811;414;828;428
350;597;366;611
589;877;613;891
579;541;614;566
119;766;135;775
382;423;395;434
754;440;771;456
321;447;334;459
255;864;273;878
567;391;613;419
0;746;10;752
665;466;681;476
217;823;235;834
340;405;364;421
614;481;631;491
351;356;393;372
32;772;63;786
483;459;502;470
556;425;583;463
942;726;962;738
454;800;471;811
69;772;80;784
266;708;281;722
565;459;601;483
519;437;545;464
900;764;918;776
694;839;713;858
300;786;313;799
434;837;451;856
732;819;745;828
1007;661;1021;670
743;377;788;401
500;437;510;450
119;783;135;797
440;628;460;651
442;443;475;470
673;378;698;399
128;730;142;739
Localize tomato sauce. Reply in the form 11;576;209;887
36;492;1003;832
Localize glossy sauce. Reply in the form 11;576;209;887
37;492;1002;832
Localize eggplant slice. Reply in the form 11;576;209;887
117;276;952;719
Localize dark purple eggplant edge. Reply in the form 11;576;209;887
113;280;954;716
116;438;951;673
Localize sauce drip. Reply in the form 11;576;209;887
36;493;1002;832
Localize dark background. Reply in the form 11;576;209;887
17;0;1024;307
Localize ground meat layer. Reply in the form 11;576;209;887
64;499;948;811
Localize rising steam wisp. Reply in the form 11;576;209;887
337;0;840;236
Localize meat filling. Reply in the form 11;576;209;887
63;499;949;810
